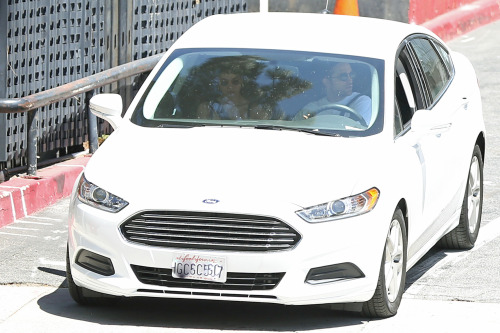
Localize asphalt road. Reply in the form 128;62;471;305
2;20;500;332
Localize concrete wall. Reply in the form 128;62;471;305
247;0;478;24
359;0;408;22
247;0;333;13
245;0;500;41
247;0;408;22
408;0;477;24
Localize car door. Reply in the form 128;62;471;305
393;36;461;258
409;38;469;211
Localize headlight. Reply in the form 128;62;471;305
77;175;129;213
296;188;380;223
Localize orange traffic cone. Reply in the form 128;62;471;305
333;0;359;16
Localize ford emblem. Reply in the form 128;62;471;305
203;199;219;204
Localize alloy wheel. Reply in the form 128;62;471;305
467;156;482;234
384;219;404;303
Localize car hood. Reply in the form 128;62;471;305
85;125;385;212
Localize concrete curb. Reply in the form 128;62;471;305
0;155;90;228
422;0;500;41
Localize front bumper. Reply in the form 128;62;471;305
68;199;389;306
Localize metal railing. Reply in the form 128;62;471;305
0;53;164;177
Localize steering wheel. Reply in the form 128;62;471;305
308;103;367;127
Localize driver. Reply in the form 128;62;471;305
294;62;372;126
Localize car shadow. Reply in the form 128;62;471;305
34;245;460;330
405;245;462;291
38;266;67;279
37;285;368;331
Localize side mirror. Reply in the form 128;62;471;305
89;93;123;130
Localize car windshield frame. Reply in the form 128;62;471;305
130;48;385;137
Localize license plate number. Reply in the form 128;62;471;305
171;253;227;283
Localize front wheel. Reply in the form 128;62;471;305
438;145;483;249
362;208;407;318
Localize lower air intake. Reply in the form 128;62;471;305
132;265;285;291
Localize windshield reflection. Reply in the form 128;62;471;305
132;48;384;137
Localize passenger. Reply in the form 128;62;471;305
294;62;372;126
197;71;270;120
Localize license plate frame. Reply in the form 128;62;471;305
171;253;227;283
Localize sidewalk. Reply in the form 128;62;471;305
0;155;90;228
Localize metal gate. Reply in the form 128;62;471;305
0;0;247;172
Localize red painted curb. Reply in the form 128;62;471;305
0;155;90;228
422;0;500;41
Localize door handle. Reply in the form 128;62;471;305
431;123;452;131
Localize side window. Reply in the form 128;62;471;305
394;99;404;136
394;47;423;137
395;70;414;118
409;38;451;104
434;42;454;75
397;48;426;109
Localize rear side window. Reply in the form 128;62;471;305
434;43;454;75
409;38;451;104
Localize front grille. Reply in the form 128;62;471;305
120;211;301;251
131;265;285;291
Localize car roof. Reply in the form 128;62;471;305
173;12;439;59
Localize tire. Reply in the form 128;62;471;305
362;208;407;318
438;145;483;250
66;245;117;305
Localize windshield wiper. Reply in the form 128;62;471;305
157;122;206;128
254;125;342;137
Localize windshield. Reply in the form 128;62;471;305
131;48;384;137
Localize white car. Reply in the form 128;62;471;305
67;12;485;318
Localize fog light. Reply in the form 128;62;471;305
76;249;115;276
305;263;364;285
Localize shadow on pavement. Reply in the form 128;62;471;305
37;287;368;331
405;246;462;291
33;244;469;330
37;267;67;279
33;247;458;331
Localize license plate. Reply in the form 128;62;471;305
171;253;227;283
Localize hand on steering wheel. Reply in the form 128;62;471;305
305;103;367;127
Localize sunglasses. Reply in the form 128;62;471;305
329;72;356;82
220;78;242;86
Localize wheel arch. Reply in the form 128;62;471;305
476;132;485;163
396;199;409;239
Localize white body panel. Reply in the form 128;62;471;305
68;13;485;307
